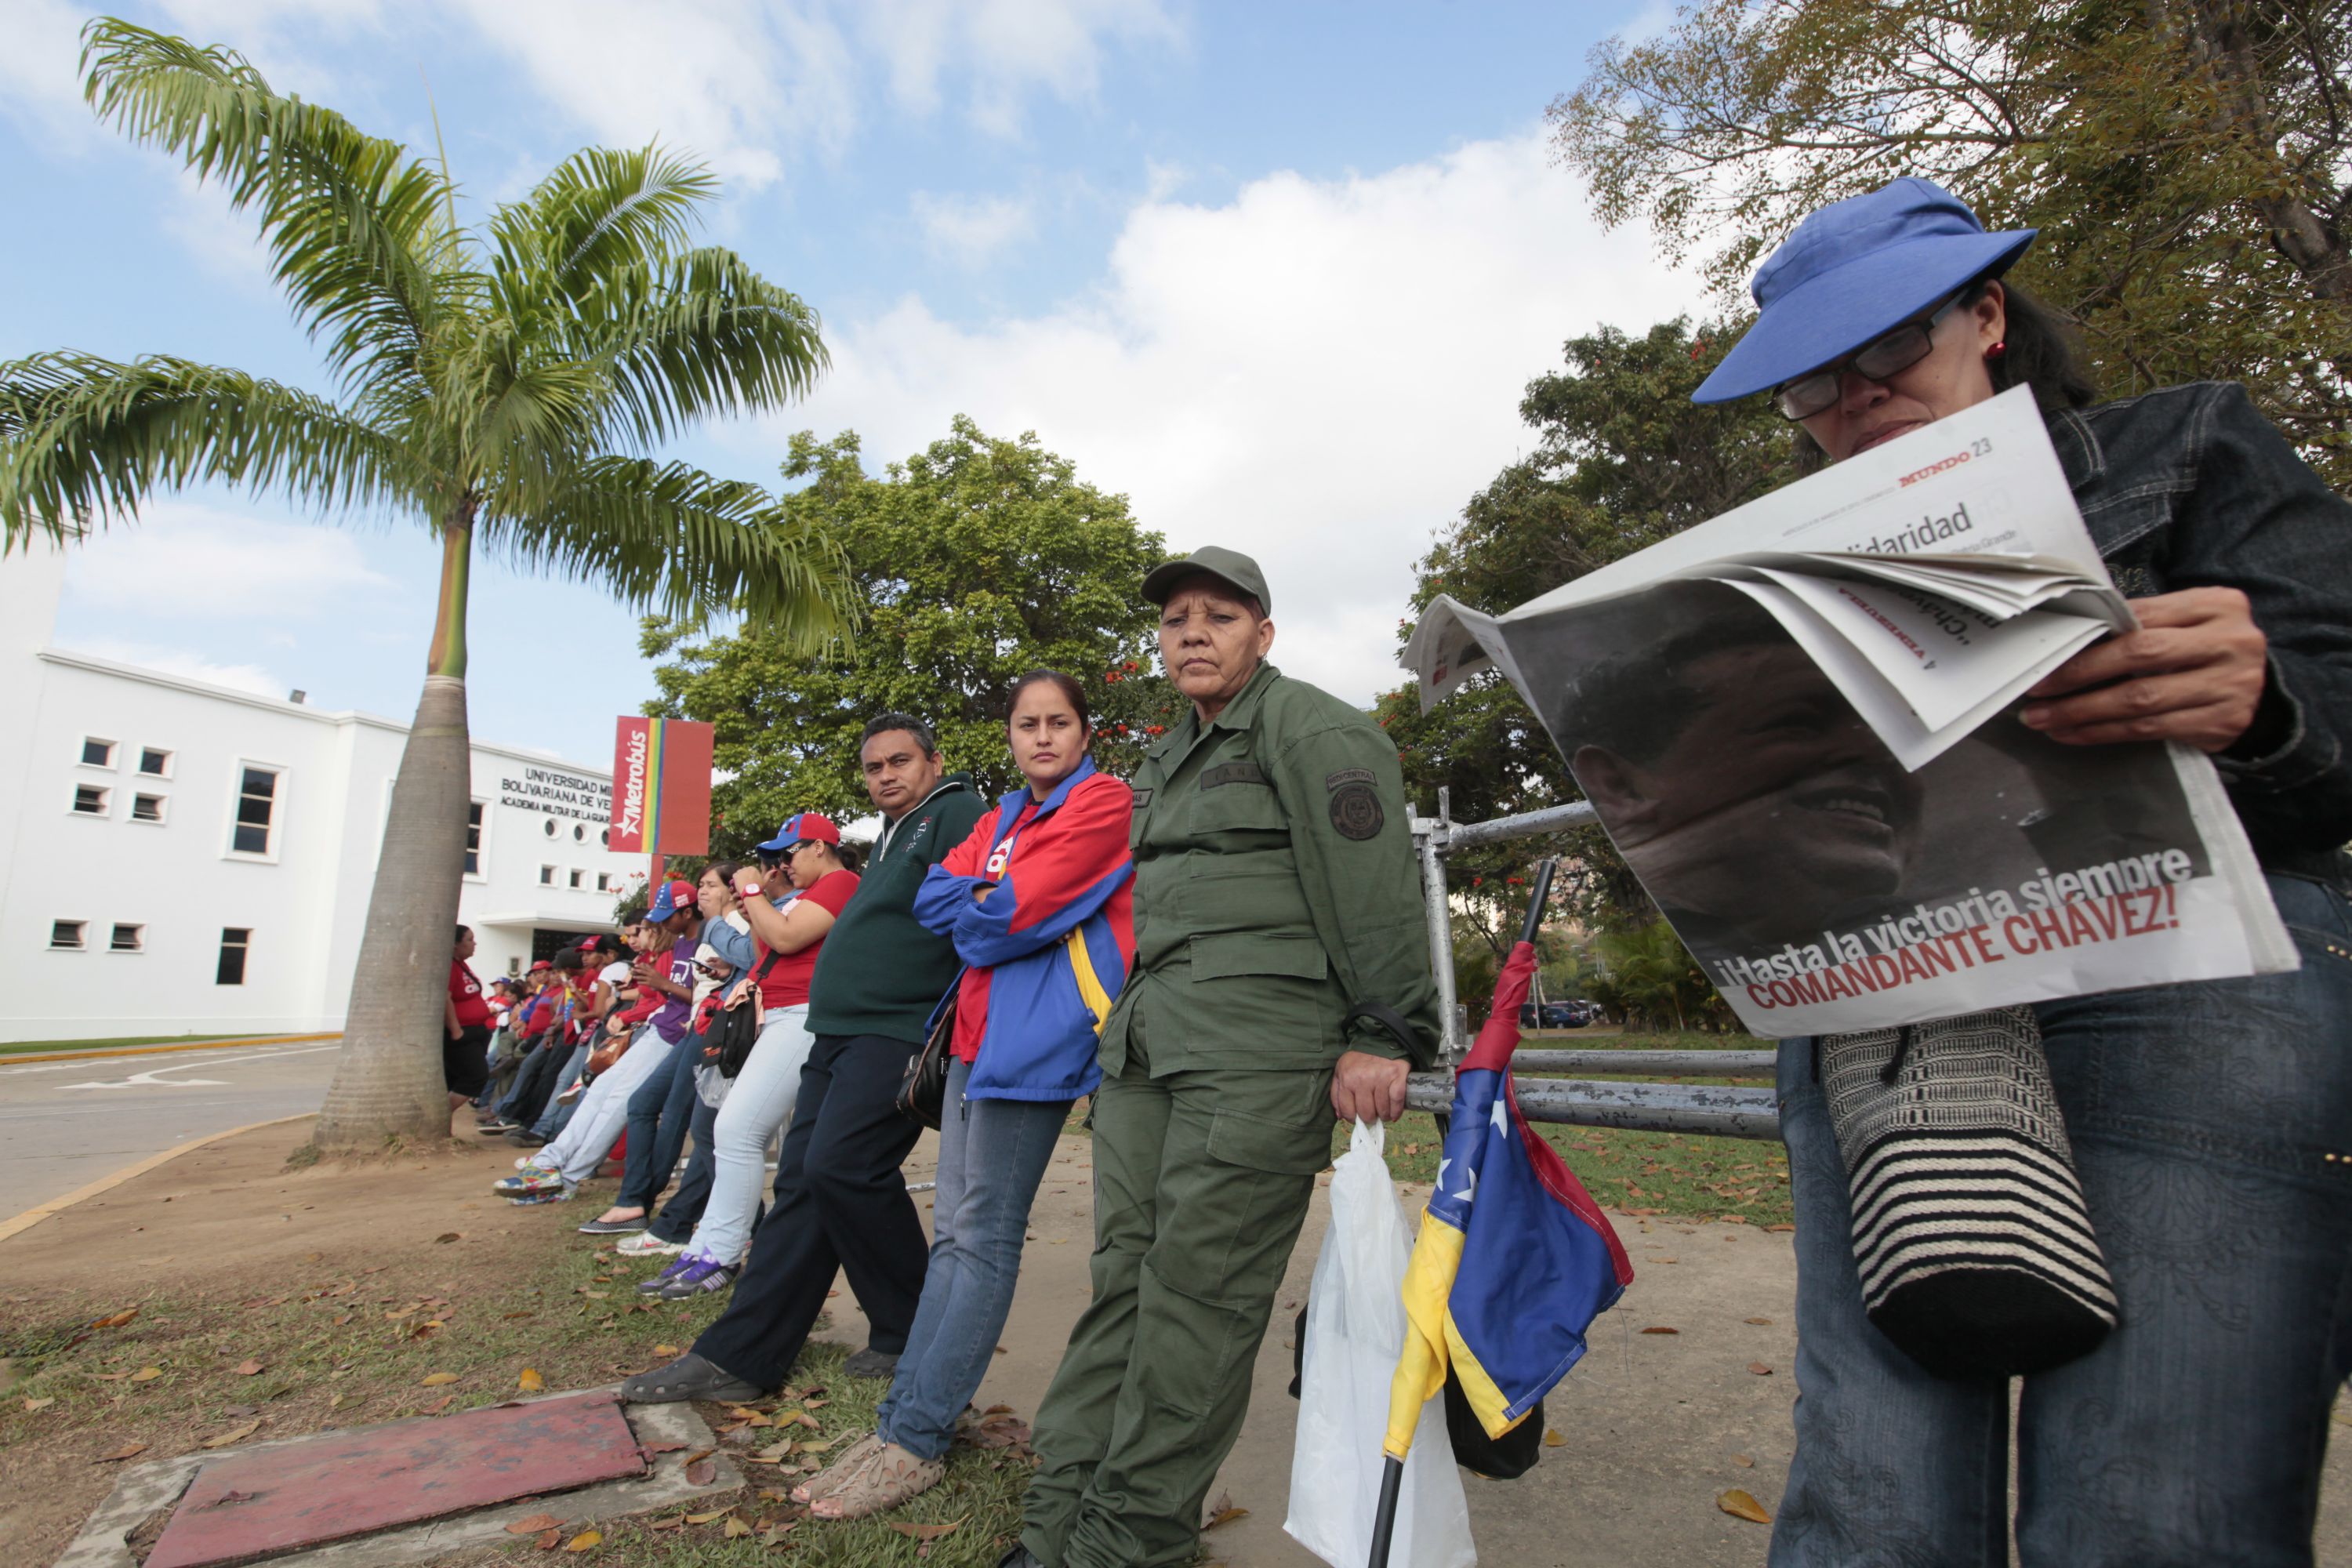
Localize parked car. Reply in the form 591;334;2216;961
1517;1000;1589;1029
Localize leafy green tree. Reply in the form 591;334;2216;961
1553;0;2352;482
1377;317;1791;953
0;23;846;1147
646;419;1181;851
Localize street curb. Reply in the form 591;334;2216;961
0;1032;341;1066
0;1112;317;1246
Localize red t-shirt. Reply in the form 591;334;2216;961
448;960;492;1029
753;869;861;1009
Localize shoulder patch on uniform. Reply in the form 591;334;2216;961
1324;766;1375;791
1329;782;1384;840
1201;760;1268;788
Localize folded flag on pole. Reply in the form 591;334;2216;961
1385;938;1634;1453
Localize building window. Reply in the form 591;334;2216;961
50;919;86;950
595;872;614;892
72;784;110;816
109;923;144;953
81;737;116;768
216;927;251;985
572;822;586;842
465;800;485;877
544;818;558;837
231;766;280;855
540;864;557;885
600;827;611;847
568;868;585;889
131;793;166;824
137;747;172;777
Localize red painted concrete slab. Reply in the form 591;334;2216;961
145;1392;647;1568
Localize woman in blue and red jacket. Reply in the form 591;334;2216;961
799;668;1134;1521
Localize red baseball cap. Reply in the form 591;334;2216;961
757;811;841;851
575;935;601;952
528;960;553;971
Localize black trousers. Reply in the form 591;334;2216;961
443;1023;492;1097
499;1038;567;1123
693;1033;928;1390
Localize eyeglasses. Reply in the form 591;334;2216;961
1773;292;1969;421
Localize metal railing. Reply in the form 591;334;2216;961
1404;789;1782;1142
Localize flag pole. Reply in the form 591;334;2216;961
1367;857;1556;1568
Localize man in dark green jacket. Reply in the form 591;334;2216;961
623;713;985;1402
1011;547;1443;1568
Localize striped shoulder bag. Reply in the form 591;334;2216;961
1818;1005;2118;1379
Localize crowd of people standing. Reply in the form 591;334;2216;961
434;173;2352;1568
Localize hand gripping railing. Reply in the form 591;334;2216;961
1405;788;1782;1142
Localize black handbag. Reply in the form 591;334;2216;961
706;949;784;1080
896;978;960;1129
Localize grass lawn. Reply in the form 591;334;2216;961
2;1214;1032;1566
0;1033;260;1058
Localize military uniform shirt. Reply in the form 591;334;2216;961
1100;660;1442;1075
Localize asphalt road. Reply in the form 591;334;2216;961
0;1040;344;1224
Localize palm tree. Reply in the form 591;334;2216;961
0;21;850;1148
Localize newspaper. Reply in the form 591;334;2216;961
1404;387;2297;1037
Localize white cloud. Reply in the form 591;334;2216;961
64;501;395;621
752;130;1707;707
910;189;1036;265
856;0;1181;136
0;0;104;144
71;637;286;698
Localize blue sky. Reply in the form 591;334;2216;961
2;0;1710;766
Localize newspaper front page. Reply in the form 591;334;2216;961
1406;389;2296;1038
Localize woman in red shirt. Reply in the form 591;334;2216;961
645;814;862;1299
445;925;494;1110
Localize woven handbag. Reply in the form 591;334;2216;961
1819;1005;2118;1379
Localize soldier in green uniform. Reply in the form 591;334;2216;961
1005;546;1443;1568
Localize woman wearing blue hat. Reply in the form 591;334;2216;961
1698;177;2352;1563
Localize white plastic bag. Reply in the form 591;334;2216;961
1284;1120;1476;1568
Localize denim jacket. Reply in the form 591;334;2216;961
2049;383;2352;876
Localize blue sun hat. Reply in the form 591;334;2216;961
1691;178;2037;405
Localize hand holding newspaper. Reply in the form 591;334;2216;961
1406;387;2296;1037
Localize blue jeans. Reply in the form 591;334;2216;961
877;1056;1073;1461
1773;871;2352;1566
651;1094;724;1244
532;1044;592;1139
619;1032;702;1210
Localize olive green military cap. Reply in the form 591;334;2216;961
1140;546;1271;614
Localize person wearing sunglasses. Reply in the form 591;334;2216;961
1693;176;2352;1566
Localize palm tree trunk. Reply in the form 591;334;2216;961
313;503;477;1148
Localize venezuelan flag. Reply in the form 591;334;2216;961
1385;940;1634;1454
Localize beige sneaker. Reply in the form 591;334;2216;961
789;1432;884;1505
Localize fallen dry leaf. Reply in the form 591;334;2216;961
887;1517;966;1540
1764;1223;1795;1232
234;1359;263;1377
507;1513;563;1534
517;1368;545;1392
23;1396;56;1412
128;1367;162;1383
686;1457;719;1486
1744;1316;1773;1326
683;1508;735;1524
1203;1490;1247;1530
1733;1454;1755;1468
723;1516;753;1537
201;1419;263;1449
535;1528;561;1550
1718;1488;1773;1524
1639;1326;1679;1335
653;1344;680;1357
435;1232;461;1243
1748;1363;1774;1376
93;1309;138;1329
423;1396;456;1414
96;1442;148;1461
1542;1428;1566;1447
564;1528;601;1552
420;1372;460;1387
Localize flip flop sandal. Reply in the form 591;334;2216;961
789;1432;884;1505
808;1443;946;1521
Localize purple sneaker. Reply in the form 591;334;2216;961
637;1254;700;1296
659;1257;741;1301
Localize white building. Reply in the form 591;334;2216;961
0;544;648;1044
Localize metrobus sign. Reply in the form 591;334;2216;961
608;716;715;856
